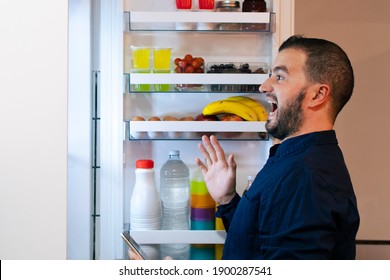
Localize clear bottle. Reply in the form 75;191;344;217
130;159;161;259
242;0;267;30
216;1;241;30
160;150;190;260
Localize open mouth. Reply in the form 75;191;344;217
268;100;278;115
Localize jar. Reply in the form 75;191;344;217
216;1;241;30
242;0;267;30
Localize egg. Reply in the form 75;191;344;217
147;116;162;138
130;116;146;139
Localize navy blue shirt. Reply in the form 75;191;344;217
216;130;360;259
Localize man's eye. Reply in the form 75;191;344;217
276;75;284;81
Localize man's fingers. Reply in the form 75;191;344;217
210;135;227;164
200;135;218;164
197;141;212;165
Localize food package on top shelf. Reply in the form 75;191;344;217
206;62;269;92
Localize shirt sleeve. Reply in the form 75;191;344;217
215;193;240;232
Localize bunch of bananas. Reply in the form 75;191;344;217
202;96;268;121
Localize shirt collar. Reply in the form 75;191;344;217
268;130;338;159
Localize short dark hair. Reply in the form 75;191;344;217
279;35;354;118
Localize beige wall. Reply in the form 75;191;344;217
295;0;390;241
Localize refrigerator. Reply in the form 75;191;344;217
68;0;295;260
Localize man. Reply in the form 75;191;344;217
196;35;360;259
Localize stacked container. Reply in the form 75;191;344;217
190;167;216;259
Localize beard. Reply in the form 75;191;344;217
265;90;306;140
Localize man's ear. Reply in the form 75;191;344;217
310;84;330;107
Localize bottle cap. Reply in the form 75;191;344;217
136;159;154;169
169;150;180;156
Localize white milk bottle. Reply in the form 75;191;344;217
130;159;161;259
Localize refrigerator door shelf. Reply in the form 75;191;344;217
125;73;269;93
128;11;272;24
130;230;226;245
126;11;275;33
129;120;266;132
127;73;269;85
126;121;268;141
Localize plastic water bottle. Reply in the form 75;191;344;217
160;151;190;230
130;159;161;259
160;150;190;259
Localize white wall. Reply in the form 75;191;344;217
295;0;390;258
0;0;68;259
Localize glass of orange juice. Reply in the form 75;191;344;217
131;46;151;69
131;46;151;92
153;47;172;70
153;48;172;92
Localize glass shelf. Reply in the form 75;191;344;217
124;121;269;141
124;73;269;93
129;230;227;245
125;11;275;32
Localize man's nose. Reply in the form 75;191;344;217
259;76;272;94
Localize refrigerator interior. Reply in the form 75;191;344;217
93;0;292;260
123;0;274;259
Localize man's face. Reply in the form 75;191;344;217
260;48;309;140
